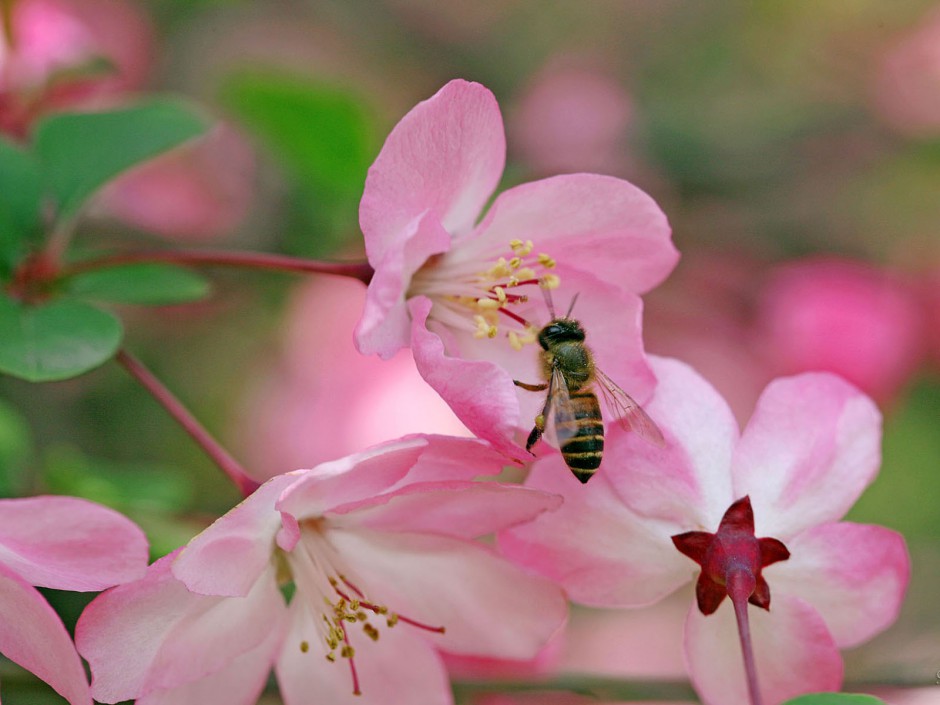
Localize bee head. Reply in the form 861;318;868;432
538;318;586;349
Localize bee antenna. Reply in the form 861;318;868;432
541;285;557;319
565;293;580;318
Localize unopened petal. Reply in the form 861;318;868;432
0;495;148;591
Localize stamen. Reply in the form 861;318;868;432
339;621;361;696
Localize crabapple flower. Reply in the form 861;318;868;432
0;495;148;705
756;257;926;405
354;78;677;456
500;357;910;705
77;435;568;705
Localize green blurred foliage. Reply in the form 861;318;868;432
781;695;886;705
0;138;43;278
60;263;211;306
220;70;378;255
0;398;31;496
848;376;940;539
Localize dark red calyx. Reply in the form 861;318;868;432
671;496;790;615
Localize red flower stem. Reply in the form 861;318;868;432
727;568;764;705
116;349;259;497
62;249;374;284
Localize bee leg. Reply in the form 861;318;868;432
514;380;548;392
525;414;546;453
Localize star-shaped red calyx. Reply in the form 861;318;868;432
671;496;791;615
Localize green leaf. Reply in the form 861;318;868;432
0;138;43;277
0;294;122;382
0;399;32;496
220;70;377;253
61;263;211;305
781;694;886;705
43;445;194;513
32;99;210;220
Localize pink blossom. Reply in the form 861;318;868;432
872;7;940;136
355;78;677;456
509;61;633;176
0;495;148;705
77;435;568;705
501;357;910;705
755;257;926;404
0;0;152;136
236;276;471;483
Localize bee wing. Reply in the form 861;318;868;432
595;368;665;447
547;364;580;447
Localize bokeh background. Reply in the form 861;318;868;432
1;0;938;702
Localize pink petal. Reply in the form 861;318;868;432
732;372;882;538
469;173;677;295
173;473;297;597
137;624;283;705
0;495;148;591
356;211;453;358
277;598;453;705
77;553;286;703
410;296;525;457
328;526;567;660
384;434;511;487
332;481;562;539
360;79;505;263
0;564;92;705
499;453;691;607
273;436;430;521
769;521;910;648
684;594;843;705
604;356;737;530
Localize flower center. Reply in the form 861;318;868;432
410;238;560;350
284;524;445;696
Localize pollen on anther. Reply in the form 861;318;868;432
537;253;556;269
300;640;310;653
363;624;380;641
341;645;355;659
540;274;560;290
387;613;400;628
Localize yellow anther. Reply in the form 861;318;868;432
476;297;500;311
326;653;336;662
509;238;524;250
508;330;524;351
349;599;360;610
473;315;498;339
515;267;536;281
363;624;380;641
341;645;355;659
356;611;368;621
540;274;561;290
386;613;400;628
509;256;522;269
537;253;556;269
493;286;507;303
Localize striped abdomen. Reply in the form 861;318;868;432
557;388;604;483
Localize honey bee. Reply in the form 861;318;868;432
514;291;664;483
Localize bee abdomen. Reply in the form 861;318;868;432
558;390;604;483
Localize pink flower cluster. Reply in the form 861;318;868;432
15;77;909;705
